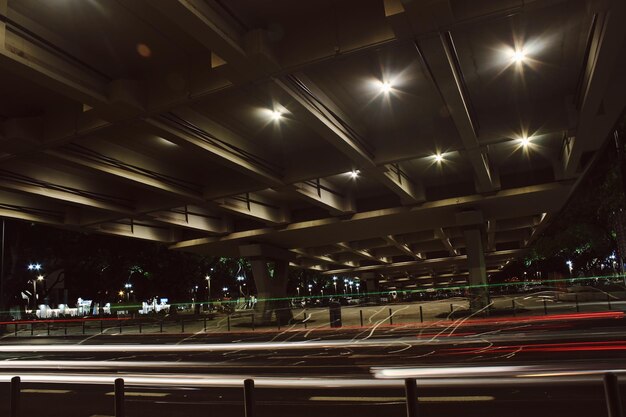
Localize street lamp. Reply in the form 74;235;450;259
308;283;312;295
124;283;132;301
343;279;348;294
566;260;573;277
333;276;338;294
356;282;360;294
237;276;245;296
27;263;42;271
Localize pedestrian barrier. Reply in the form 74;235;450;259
5;373;623;417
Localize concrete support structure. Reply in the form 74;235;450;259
240;245;294;325
457;211;490;312
362;272;380;304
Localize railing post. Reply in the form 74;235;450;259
181;319;185;333
160;320;163;333
251;314;255;331
227;315;231;332
10;376;20;417
47;322;50;336
389;308;393;325
100;320;103;334
575;294;580;312
14;323;17;336
404;378;418;417
119;320;122;334
243;379;255;417
543;299;547;315
204;317;207;332
82;320;86;335
604;373;623;417
608;294;613;311
419;305;423;323
64;321;67;335
512;299;516;317
114;378;125;417
360;310;364;327
139;323;142;334
449;303;454;320
30;323;33;336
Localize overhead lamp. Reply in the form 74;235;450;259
37;275;44;281
379;81;393;93
350;169;360;178
510;49;526;63
434;153;444;163
519;137;531;147
271;110;283;121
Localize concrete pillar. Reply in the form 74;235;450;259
457;211;490;312
240;244;294;325
464;227;490;311
362;272;380;304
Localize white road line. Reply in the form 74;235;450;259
105;391;169;397
308;395;495;402
22;388;73;394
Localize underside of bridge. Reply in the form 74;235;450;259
1;0;625;317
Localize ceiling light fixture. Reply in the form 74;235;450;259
511;49;526;63
379;81;393;94
434;154;444;163
350;169;360;178
271;110;282;120
519;136;531;147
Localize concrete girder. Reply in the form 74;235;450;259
274;75;425;203
0;16;108;108
0;189;66;225
0;169;134;215
415;35;496;193
321;249;521;276
383;235;424;260
172;181;574;257
147;205;231;235
147;0;249;76
336;242;390;264
214;192;290;226
90;219;181;243
435;227;459;256
45;148;205;203
289;178;355;215
144;113;283;188
290;249;356;268
563;0;626;177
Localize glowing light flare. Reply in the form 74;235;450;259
519;137;531;147
37;275;44;281
510;49;526;63
271;110;282;121
434;154;444;163
350;169;360;179
379;81;393;94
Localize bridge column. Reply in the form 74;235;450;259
456;211;490;312
361;272;380;304
240;244;294;325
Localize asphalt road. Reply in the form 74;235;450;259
0;311;625;416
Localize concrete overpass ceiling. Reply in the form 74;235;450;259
0;0;623;279
300;41;464;162
452;0;589;143
8;0;209;79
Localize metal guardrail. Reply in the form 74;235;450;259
5;373;624;417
